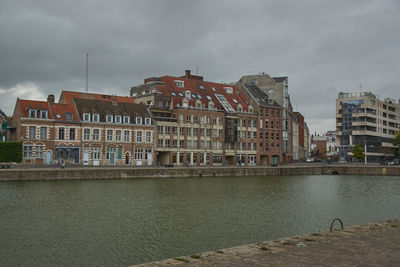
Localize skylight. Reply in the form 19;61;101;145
178;92;184;97
206;96;212;100
192;94;197;98
199;85;205;90
232;98;238;103
214;94;235;113
197;94;202;99
211;87;216;92
171;91;176;96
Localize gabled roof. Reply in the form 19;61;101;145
73;98;150;121
153;75;249;112
60;90;135;104
0;108;7;121
17;99;79;122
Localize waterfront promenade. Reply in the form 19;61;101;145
134;218;400;266
0;164;400;181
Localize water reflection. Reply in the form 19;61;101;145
0;175;399;266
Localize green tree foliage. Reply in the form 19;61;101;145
352;144;365;162
394;128;400;156
0;142;22;162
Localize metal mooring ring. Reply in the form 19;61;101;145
330;218;344;232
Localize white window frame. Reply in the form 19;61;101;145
29;109;37;118
224;87;233;94
136;131;142;142
136;117;142;125
40;110;48;119
115;116;122;124
123;116;130;124
83;113;91;122
145;117;151;125
106;115;113;123
174;80;184;88
92;114;99;122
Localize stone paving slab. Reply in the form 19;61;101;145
133;218;400;266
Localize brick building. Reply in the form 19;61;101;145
8;91;155;166
131;70;263;166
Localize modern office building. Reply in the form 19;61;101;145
336;92;400;162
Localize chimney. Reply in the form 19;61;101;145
47;94;55;105
185;70;191;79
111;95;118;107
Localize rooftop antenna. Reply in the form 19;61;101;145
196;66;199;75
86;53;89;92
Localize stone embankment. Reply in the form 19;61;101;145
0;165;399;181
133;218;400;266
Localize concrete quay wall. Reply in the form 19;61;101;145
0;165;399;181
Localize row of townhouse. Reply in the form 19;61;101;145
131;70;309;166
7;70;308;167
8;93;156;166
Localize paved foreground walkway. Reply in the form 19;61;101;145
134;218;400;266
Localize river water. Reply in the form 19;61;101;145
1;175;400;266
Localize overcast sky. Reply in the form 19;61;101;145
1;0;399;134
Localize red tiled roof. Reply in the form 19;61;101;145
18;99;79;122
60;90;135;104
155;76;249;112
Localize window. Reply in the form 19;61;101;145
123;116;130;124
106;115;113;123
58;128;65;140
158;139;163;147
206;129;211;137
178;92;184;97
29;110;37;118
84;128;90;140
136;131;142;142
171;91;176;96
199;85;205;90
93;129;99;140
174;80;184;88
165;139;170;147
173;140;177;148
180;140;184;148
23;145;33;158
193;140;198;149
232;99;238;104
116;130;121;141
145;117;151;125
187;128;192;136
180;127;184;135
40;110;48;119
187;140;191;148
70;128;75;140
165;126;170;134
135;149;143;160
219;129;223;137
92;114;99;122
146;131;151;142
83;113;91;122
211;87;216;92
224;87;233;94
36;145;44;158
200;128;205;137
115;116;122;124
65;112;73;121
40;127;47;140
193;128;198;136
173;127;177;135
92;147;101;160
185;91;191;99
107;130;113;141
136;117;142;124
29;126;36;139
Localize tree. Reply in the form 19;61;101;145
394;128;400;157
352;144;365;162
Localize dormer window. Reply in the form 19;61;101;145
65;112;73;121
106;115;113;123
83;113;91;122
145;117;151;125
56;114;61;119
92;114;99;122
237;104;243;112
123;116;130;124
174;80;184;88
185;91;191;99
29;109;37;118
136;117;142;124
224;87;233;94
40;110;48;119
115;116;122;123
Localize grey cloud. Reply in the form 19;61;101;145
0;0;399;134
